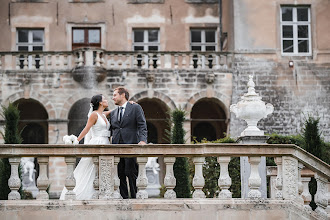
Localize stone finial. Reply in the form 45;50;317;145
230;75;274;136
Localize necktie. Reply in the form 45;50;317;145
119;107;124;122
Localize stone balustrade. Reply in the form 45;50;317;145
0;49;232;71
0;143;329;219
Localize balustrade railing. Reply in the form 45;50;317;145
0;49;232;71
0;143;329;218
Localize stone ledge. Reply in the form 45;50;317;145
0;199;320;220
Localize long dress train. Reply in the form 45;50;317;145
60;112;110;200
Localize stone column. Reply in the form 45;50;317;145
64;157;76;200
217;156;232;199
36;157;50;200
8;157;21;200
192;157;205;198
99;156;114;199
248;156;262;199
282;156;298;200
92;156;99;199
112;157;121;199
164;157;176;199
315;173;328;219
136;157;148;199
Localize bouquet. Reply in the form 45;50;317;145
63;134;79;145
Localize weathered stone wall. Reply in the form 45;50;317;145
230;55;330;141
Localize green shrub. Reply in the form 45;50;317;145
0;103;23;200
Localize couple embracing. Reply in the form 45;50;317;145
60;87;148;200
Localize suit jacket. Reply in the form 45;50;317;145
110;102;148;144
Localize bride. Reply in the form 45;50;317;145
60;94;111;200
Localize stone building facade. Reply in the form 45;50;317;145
0;0;329;197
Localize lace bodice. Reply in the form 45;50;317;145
91;112;110;138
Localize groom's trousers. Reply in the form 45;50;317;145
118;139;138;199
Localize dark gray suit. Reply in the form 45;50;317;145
110;102;147;198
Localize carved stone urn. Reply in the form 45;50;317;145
230;75;274;136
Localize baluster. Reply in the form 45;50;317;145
197;54;202;69
78;51;84;67
174;54;178;69
23;55;28;70
156;53;161;69
110;54;115;68
31;55;36;69
315;173;328;218
211;54;216;69
274;157;283;199
64;157;76;200
148;53;153;69
301;176;312;211
0;55;2;69
100;53;105;68
117;54;123;69
56;55;60;68
112;157;122;199
218;156;232;199
133;54;138;68
63;54;68;69
192;157;205;198
136;157;148;199
181;54;187;69
125;54;130;68
16;55;21;69
8;157;21;200
36;157;50;200
248;156;261;199
326;181;330;216
189;54;194;69
92;156;99;199
164;157;176;199
141;54;146;69
48;55;52;69
215;54;220;69
95;51;101;67
39;54;44;70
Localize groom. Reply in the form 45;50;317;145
110;87;148;199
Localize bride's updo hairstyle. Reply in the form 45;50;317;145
90;94;103;111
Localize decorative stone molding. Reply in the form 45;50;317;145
205;72;215;84
282;156;298;200
192;157;206;198
274;157;283;199
230;75;274;136
297;162;304;205
8;157;21;200
248;156;261;199
112;157;121;199
315;174;328;219
146;72;155;83
99;156;114;199
136;157;149;199
92;157;99;199
64;157;76;200
36;157;50;200
217;156;232;199
164;157;176;199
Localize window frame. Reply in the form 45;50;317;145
190;28;218;52
72;27;101;49
132;29;160;52
16;28;44;52
280;6;312;56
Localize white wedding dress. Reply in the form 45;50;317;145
60;112;110;200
